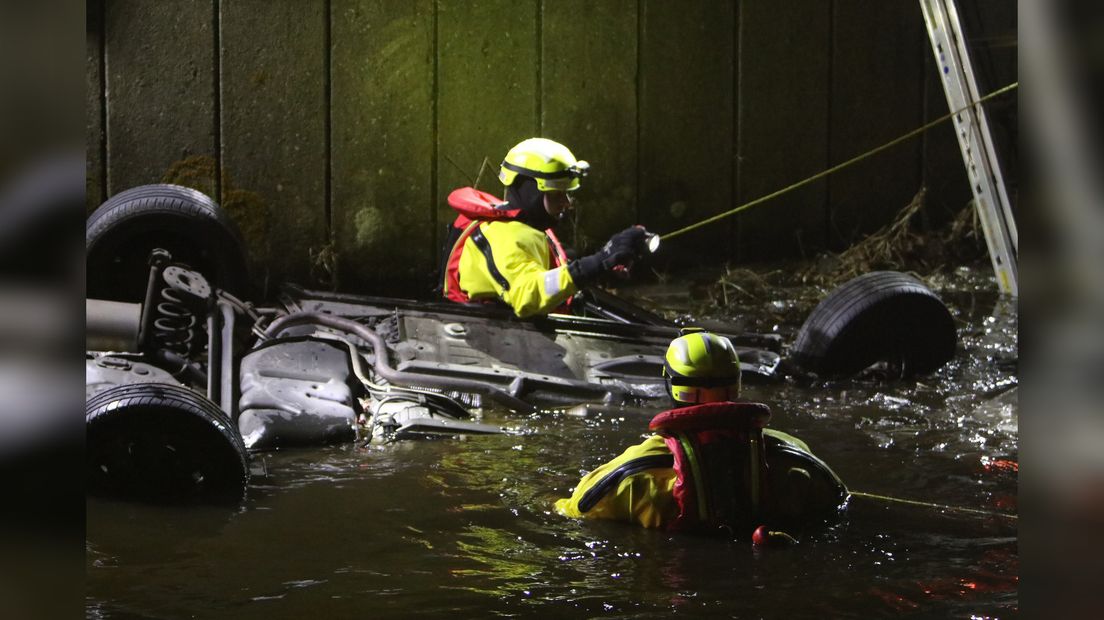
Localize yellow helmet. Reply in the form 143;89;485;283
499;138;589;192
663;328;742;404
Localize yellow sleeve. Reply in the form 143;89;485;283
554;435;679;529
479;221;579;318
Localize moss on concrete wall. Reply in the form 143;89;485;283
88;1;1014;294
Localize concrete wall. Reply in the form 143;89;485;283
87;0;1016;294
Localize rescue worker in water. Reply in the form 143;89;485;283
440;138;651;317
555;329;849;542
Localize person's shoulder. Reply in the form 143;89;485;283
485;219;539;234
484;220;548;252
622;434;671;457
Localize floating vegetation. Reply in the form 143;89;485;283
619;187;996;334
700;266;820;331
708;266;782;307
801;187;987;287
703;188;988;310
808;188;931;285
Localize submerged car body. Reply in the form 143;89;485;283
85;184;955;502
88;275;784;447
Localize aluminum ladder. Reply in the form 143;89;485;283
920;0;1018;296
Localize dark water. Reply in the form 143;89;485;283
86;266;1018;618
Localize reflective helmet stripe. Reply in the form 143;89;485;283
698;332;712;355
670;338;691;366
500;160;572;180
666;373;740;388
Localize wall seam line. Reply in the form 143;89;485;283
431;1;440;266
634;0;642;226
536;0;543;134
825;0;835;249
213;0;222;202
324;0;333;243
732;3;741;262
99;0;109;201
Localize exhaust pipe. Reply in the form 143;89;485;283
86;298;141;352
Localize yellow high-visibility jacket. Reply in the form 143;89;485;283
454;220;577;318
554;435;679;528
554;430;822;529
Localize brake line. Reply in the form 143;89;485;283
659;81;1019;242
263;311;537;413
312;330;438;400
216;289;273;342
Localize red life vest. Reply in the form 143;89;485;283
648;401;773;533
441;187;570;303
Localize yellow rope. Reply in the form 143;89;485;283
850;490;1018;520
660;81;1019;241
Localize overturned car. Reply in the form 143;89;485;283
86;184;957;503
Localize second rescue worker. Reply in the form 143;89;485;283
554;329;849;542
440;138;651;317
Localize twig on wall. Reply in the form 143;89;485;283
443;153;475;187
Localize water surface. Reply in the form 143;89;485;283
87;266;1017;618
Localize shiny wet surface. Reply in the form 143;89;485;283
86;266;1017;618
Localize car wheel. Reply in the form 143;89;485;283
86;383;249;502
790;271;956;376
86;184;249;302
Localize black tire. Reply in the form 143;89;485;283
791;271;956;376
86;383;249;503
86;184;249;302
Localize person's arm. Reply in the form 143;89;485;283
480;224;578;317
567;226;650;287
554;435;678;529
475;223;651;317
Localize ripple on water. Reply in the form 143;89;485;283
86;264;1017;618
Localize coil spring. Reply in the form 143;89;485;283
152;286;198;356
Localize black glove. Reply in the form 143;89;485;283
603;226;648;266
568;226;649;286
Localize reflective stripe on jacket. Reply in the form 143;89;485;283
452;220;577;318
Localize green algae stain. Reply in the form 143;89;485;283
353;206;387;250
222;187;271;265
161;154;218;198
162;154;272;270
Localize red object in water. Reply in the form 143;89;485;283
982;458;1018;473
751;525;799;546
752;525;768;546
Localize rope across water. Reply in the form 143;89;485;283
850;490;1018;520
659;82;1019;241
